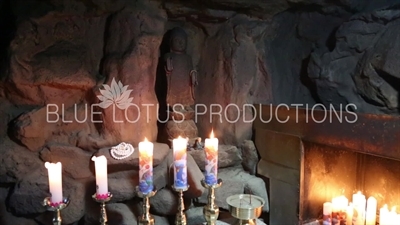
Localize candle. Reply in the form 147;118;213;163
138;138;154;194
204;129;219;185
379;204;389;225
323;202;332;225
173;136;188;189
365;196;377;225
91;155;108;198
388;207;397;225
346;203;354;225
332;196;348;225
44;162;63;204
352;191;366;225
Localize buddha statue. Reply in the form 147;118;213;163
164;27;197;113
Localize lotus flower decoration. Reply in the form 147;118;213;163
97;78;133;110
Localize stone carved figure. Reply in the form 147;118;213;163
164;27;197;112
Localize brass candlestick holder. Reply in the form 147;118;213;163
92;192;112;225
136;186;157;225
201;179;223;225
43;197;70;225
172;185;189;225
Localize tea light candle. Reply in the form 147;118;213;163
91;155;108;198
173;136;188;189
138;138;154;194
204;130;218;185
365;196;377;225
44;162;63;204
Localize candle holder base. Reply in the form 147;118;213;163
172;185;189;225
92;192;112;225
43;197;70;225
136;186;157;225
201;179;222;225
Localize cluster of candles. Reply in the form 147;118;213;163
44;131;219;205
323;191;400;225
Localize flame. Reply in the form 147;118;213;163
144;137;148;142
391;206;397;212
210;129;214;138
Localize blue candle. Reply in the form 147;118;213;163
173;136;188;189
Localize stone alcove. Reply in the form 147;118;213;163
1;0;400;224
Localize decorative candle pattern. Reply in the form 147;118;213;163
138;138;154;194
45;162;63;205
91;155;108;199
204;130;218;185
173;136;188;189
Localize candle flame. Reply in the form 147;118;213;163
357;191;361;194
144;137;148;142
210;129;214;138
391;206;397;212
384;204;388;209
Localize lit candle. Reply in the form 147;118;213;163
173;136;188;189
352;191;366;225
138;138;154;194
204;130;219;185
44;162;63;204
91;155;108;198
388;207;397;225
332;196;348;225
365;196;377;225
346;203;354;225
323;202;332;225
379;204;389;225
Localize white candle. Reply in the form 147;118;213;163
366;196;377;225
204;130;218;185
352;191;366;225
138;138;154;194
91;155;108;198
388;207;397;225
380;204;389;225
45;162;63;204
173;136;188;189
323;202;332;225
346;203;354;225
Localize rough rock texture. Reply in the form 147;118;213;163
40;144;93;179
240;140;259;175
98;5;166;146
308;8;400;114
189;145;242;170
195;15;272;145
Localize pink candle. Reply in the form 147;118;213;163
204;130;218;185
138;138;154;194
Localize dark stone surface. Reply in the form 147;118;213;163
189;145;242;170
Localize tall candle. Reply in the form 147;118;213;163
138;138;154;194
91;155;108;198
388;207;397;225
365;196;377;225
352;191;366;225
204;130;219;185
346;203;354;225
173;136;188;189
379;204;389;225
44;162;63;204
323;202;332;225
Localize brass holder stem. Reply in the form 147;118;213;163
172;186;189;225
201;179;223;225
43;197;70;225
136;186;157;225
92;192;112;225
